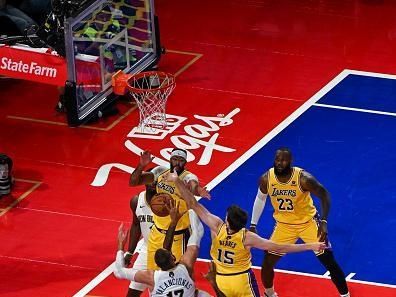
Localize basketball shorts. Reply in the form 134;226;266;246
216;269;260;297
269;215;327;256
147;225;190;270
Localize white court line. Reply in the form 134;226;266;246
72;262;115;297
16;206;125;223
199;258;395;288
346;273;356;280
314;103;396;117
1;255;93;270
345;69;396;80
205;69;350;191
72;69;396;296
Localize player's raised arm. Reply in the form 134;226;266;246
163;172;223;234
244;230;326;254
129;151;155;186
179;210;204;274
250;172;269;233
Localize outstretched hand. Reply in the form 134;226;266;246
202;261;217;286
197;186;211;200
312;242;327;252
117;223;129;251
139;150;154;168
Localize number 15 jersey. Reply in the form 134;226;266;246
210;224;251;274
267;167;316;224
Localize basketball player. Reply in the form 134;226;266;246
129;148;210;270
124;180;205;296
123;181;156;297
114;199;210;297
163;171;326;297
249;147;350;297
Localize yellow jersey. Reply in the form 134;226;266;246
210;224;251;274
267;167;316;224
155;169;191;231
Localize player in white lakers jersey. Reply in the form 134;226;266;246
163;170;326;297
114;199;210;297
129;148;210;270
250;148;350;297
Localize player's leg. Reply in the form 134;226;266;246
147;227;164;270
261;253;281;297
215;271;259;297
170;229;190;263
262;222;298;297
300;218;350;297
317;251;349;296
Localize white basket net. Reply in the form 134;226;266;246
127;71;176;131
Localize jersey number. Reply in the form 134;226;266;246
166;289;184;297
277;198;294;211
217;249;235;264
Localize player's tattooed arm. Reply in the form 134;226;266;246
300;170;330;241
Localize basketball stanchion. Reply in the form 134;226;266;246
112;70;176;131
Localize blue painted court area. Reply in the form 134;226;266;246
200;74;396;285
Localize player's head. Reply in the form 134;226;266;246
154;248;176;270
169;148;187;175
225;205;248;232
274;147;293;176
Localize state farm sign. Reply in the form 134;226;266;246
0;45;67;86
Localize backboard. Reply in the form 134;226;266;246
63;0;161;126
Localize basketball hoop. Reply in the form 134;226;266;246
112;70;176;131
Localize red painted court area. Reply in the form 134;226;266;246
1;0;396;296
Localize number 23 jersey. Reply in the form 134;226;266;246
267;167;316;224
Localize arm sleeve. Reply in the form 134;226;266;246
183;173;198;184
113;251;138;280
250;188;268;225
187;210;204;247
151;166;168;180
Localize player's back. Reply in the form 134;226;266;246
151;264;195;297
210;224;251;274
135;190;154;244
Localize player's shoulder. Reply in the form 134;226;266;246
152;165;169;177
259;170;270;183
182;171;198;183
297;167;313;180
176;263;190;274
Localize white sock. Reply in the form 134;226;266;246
341;293;350;297
265;287;276;296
